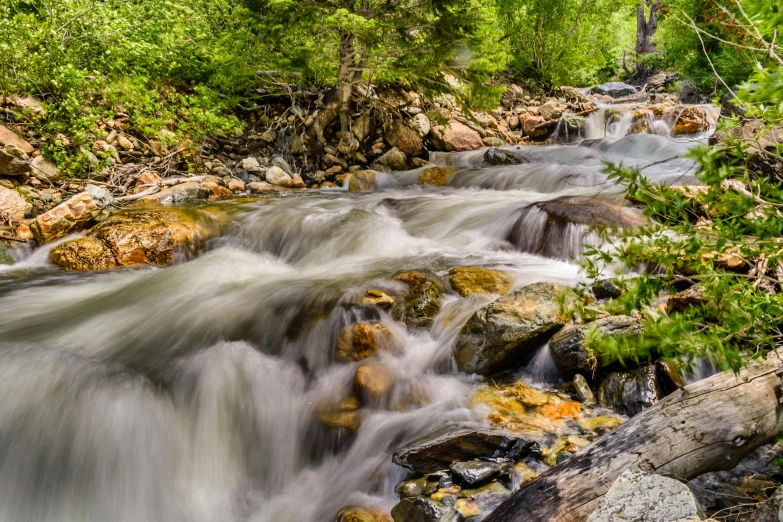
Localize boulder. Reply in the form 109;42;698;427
0;186;31;221
348;170;377;193
49;210;208;270
672;107;711;136
430;122;483;152
387;120;423;157
29;156;60;182
483;148;528;166
272;156;294;176
134;171;162;193
336;507;392;522
316;396;361;432
355;362;394;402
418;166;453;187
0;147;31;176
138;182;208;204
591;82;638;99
587;470;705;522
598;365;663;416
536;197;647;229
540;101;567;121
549;315;644;381
372;148;408;172
391;496;454;522
448;266;511;297
520;114;547;138
48;236;117;271
336;323;390;362
0;125;33;154
393;271;443;328
449;460;502;486
32;190;107;243
409;113;432;138
392;426;538;474
454;282;567;376
265;166;294;188
241;157;263;172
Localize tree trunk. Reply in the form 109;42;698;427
485;350;783;522
635;0;661;79
337;30;356;146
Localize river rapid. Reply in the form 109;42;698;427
0;105;715;522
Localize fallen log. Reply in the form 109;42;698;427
485;350;783;522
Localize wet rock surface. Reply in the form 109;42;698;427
454;282;566;375
448;266;511;297
49;209;210;270
549;315;644;381
393;271;443;328
598;365;663;417
392;427;538;474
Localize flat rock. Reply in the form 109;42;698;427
454;282;567;376
418;166;453;187
483;148;528;166
392;426;538;474
448;266;511;297
449;460;502;486
587;470;704;522
137;182;208;204
591;82;637;99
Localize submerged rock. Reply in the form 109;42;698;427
483;148;528;166
591;82;637;98
354;362;394;402
49;210;208;270
454;282;566;376
394;271;443;328
598;365;663;417
549;315;644;381
587;470;705;522
348;170;378;193
536;197;647;229
448;266;511;297
316;396;361;432
418;166;453;187
392;426;538;474
335;322;390;362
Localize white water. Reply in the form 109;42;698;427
0;118;713;521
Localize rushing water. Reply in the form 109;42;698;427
0;112;713;522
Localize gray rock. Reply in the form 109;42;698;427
598;365;662;417
30;156;60;181
483;148;528;166
392;426;538;474
139;182;208;204
591;82;638;98
449;460;501;486
371;147;408;171
409;113;431;138
454;282;567;376
549;315;643;381
271;156;293;175
588;470;705;522
592;279;622;300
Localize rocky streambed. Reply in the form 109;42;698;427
0;88;776;522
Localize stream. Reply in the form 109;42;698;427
0;104;717;522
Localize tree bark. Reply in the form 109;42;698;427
337;30;356;145
635;0;662;79
485;350;783;522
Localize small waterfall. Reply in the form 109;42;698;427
520;343;562;385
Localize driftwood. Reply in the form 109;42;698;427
485;350;783;522
114;176;205;203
